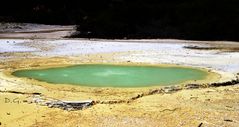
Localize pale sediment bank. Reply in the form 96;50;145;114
0;23;76;39
0;37;239;126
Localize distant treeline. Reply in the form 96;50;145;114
1;0;239;41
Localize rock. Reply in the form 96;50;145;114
131;94;143;100
224;119;233;122
148;89;163;95
185;84;200;89
198;123;203;127
163;86;182;93
33;98;44;104
209;79;239;87
22;100;27;103
45;100;94;111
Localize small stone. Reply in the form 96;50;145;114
224;119;233;122
22;100;28;103
205;99;210;101
185;84;200;89
149;89;162;94
164;86;182;93
198;123;203;127
48;105;54;108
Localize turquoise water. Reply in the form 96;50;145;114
12;64;207;87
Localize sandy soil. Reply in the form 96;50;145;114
0;24;239;127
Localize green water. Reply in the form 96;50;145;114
12;64;207;87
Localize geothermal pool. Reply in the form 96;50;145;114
12;64;208;87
